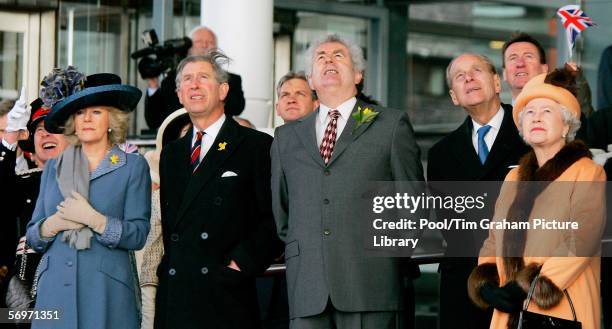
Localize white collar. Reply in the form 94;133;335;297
472;106;504;133
317;97;357;124
192;114;226;142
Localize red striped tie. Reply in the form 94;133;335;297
191;131;204;173
319;110;340;165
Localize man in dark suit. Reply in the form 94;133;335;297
144;26;245;129
155;50;282;329
272;34;423;329
427;53;530;329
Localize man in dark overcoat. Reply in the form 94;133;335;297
427;53;530;329
155;50;282;329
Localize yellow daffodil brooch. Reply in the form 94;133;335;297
218;142;228;151
352;106;379;133
109;154;119;165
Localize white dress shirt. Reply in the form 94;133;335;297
316;97;357;147
191;114;226;162
471;106;504;156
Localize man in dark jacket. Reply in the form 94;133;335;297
155;50;281;329
428;53;530;329
144;26;245;129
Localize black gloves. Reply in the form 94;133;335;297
479;281;527;313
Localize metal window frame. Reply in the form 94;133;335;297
274;0;389;105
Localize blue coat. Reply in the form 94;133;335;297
26;146;151;329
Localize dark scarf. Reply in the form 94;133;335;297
502;140;591;328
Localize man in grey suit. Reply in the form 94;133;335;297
271;34;424;329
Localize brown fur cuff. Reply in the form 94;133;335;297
516;263;563;309
468;263;499;309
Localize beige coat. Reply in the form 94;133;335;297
478;157;606;329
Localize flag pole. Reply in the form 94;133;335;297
576;0;584;65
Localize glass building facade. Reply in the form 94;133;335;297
2;0;608;138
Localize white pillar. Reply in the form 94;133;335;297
201;0;273;129
67;8;75;65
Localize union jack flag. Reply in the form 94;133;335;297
557;5;595;56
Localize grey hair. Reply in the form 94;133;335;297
63;106;129;146
189;26;218;46
175;50;230;89
446;53;498;88
517;105;581;143
304;34;366;76
276;71;317;100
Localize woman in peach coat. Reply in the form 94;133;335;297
468;66;606;329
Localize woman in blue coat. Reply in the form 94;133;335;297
25;68;150;329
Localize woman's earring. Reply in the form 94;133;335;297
108;128;112;133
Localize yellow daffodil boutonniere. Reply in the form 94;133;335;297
352;106;379;133
110;154;119;165
218;142;228;151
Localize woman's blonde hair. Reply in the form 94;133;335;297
63;106;129;145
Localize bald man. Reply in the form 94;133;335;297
144;26;245;129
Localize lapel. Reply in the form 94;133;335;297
174;117;244;227
90;145;126;181
172;133;193;205
327;100;375;166
481;104;521;177
449;117;483;179
449;105;522;180
293;111;325;168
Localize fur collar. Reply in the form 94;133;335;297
517;140;592;182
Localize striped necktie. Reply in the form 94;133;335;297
191;131;204;172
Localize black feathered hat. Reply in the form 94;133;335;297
43;69;142;133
